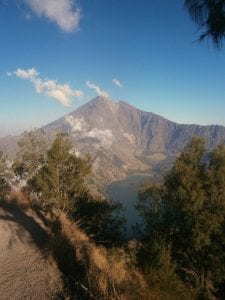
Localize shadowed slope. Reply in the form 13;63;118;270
0;201;63;300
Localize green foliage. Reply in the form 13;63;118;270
28;133;125;244
0;151;11;199
0;176;10;200
13;129;47;181
72;192;126;245
135;233;192;299
29;133;91;211
137;137;225;298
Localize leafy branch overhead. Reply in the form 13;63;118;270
185;0;225;46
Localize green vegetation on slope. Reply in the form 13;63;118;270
1;132;225;299
137;137;225;299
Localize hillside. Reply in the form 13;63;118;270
44;96;225;183
1;96;225;184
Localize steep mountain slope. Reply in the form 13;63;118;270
44;96;225;183
1;96;225;184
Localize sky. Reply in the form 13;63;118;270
1;0;225;137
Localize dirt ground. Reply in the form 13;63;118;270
0;203;63;300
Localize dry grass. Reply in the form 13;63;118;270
4;189;31;209
2;191;181;299
53;211;151;300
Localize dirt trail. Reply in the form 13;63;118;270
0;203;63;300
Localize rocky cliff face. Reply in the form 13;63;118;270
44;96;225;184
1;96;225;184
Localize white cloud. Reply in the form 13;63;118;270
11;67;83;106
86;81;109;98
14;67;39;79
25;0;81;32
65;116;86;132
86;128;113;147
112;78;122;88
65;115;113;147
33;78;83;106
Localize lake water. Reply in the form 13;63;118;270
106;173;152;236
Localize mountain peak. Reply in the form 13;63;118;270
41;97;225;184
1;97;225;185
91;95;113;104
88;96;119;114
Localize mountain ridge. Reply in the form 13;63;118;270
1;96;225;184
43;96;225;183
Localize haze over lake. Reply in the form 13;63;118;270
107;173;153;236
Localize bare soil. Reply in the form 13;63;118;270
0;203;63;300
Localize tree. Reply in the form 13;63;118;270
73;192;125;245
13;129;48;181
137;137;225;298
29;133;91;211
29;133;125;244
185;0;225;46
0;151;11;199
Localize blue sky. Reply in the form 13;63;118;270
1;0;225;136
